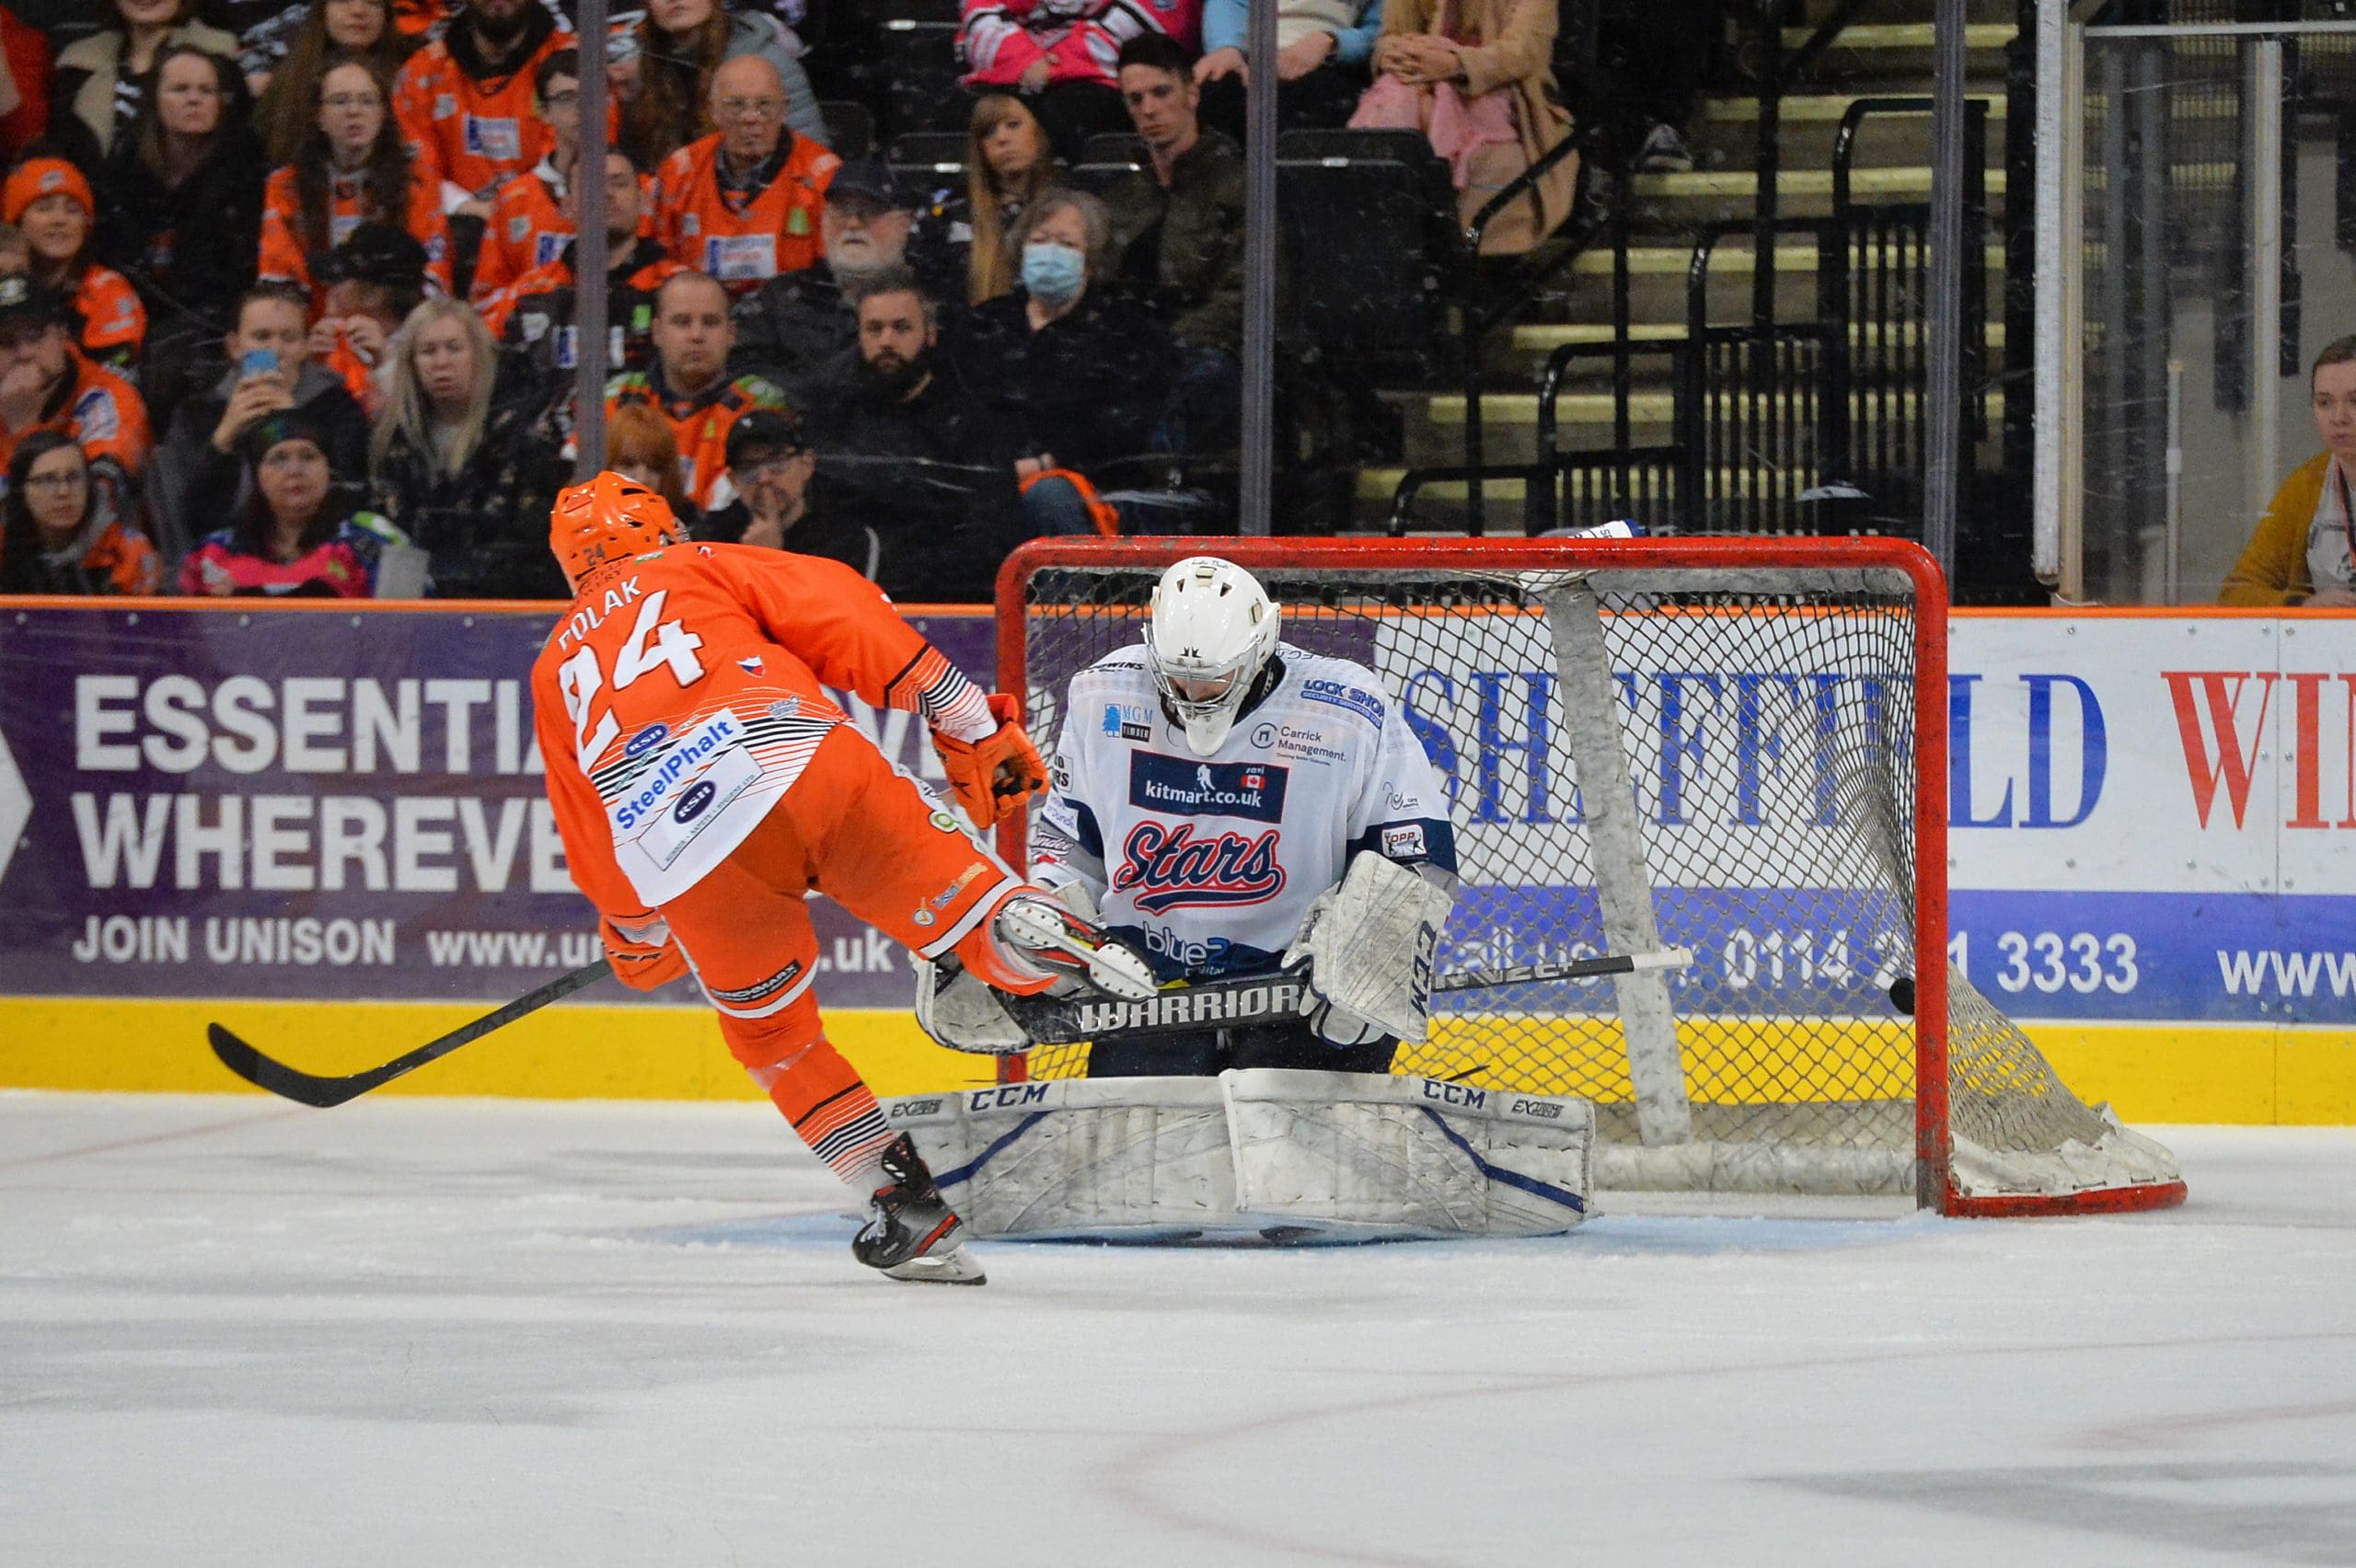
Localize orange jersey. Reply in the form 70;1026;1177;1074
66;263;146;365
481;243;681;340
0;515;161;595
0;348;151;478
260;164;455;305
650;132;838;291
392;25;570;204
605;366;788;510
531;542;994;914
469;159;653;304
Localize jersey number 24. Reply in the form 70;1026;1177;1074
556;590;708;767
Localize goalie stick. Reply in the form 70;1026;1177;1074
208;960;614;1108
997;948;1696;1047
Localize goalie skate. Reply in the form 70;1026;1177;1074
854;1135;986;1286
994;895;1157;1001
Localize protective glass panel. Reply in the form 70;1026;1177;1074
2076;24;2356;604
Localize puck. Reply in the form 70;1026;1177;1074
1888;975;1916;1017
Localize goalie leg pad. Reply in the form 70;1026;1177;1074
880;1072;1592;1240
1284;853;1456;1042
883;1078;1237;1239
1224;1070;1593;1238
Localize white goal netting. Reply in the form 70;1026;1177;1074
1004;543;2183;1215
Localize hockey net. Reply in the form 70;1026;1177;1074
996;537;2185;1216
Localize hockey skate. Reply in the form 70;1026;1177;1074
994;894;1157;1001
854;1134;986;1285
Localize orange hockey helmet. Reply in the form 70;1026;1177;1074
549;471;682;589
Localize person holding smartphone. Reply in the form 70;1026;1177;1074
146;279;369;559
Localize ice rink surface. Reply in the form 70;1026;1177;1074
3;1092;2351;1567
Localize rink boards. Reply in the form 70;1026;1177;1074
0;599;2350;1122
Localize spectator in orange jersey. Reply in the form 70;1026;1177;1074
3;157;146;374
649;54;837;294
468;45;580;303
391;0;567;223
616;0;825;170
489;149;680;425
260;51;452;304
603;269;788;511
0;275;149;518
308;219;431;413
0;428;160;594
253;0;417;168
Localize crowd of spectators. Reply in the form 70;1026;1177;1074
0;0;1586;604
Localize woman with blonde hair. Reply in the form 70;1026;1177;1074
365;296;565;597
954;93;1063;306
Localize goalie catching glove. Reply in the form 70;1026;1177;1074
1284;852;1457;1043
603;914;689;992
933;694;1048;827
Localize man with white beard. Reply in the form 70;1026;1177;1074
729;156;914;395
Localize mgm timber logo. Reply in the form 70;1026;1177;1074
0;721;28;883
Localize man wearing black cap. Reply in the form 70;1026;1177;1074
730;156;915;395
0;273;150;520
696;405;882;581
149;280;370;563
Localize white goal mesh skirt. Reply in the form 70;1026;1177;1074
996;538;2184;1216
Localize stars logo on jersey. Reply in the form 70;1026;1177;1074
1113;823;1286;914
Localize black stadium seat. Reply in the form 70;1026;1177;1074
889;131;972;179
872;19;964;141
1080;133;1149;167
819;100;876;160
1274;131;1459;369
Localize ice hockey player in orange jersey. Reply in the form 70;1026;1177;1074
529;473;1153;1284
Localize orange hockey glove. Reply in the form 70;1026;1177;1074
602;915;690;992
934;693;1048;827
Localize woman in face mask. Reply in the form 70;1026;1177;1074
948;187;1180;521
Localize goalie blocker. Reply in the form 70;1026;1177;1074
881;1070;1594;1242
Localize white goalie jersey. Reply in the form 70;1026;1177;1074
1032;642;1457;980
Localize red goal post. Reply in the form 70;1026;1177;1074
992;536;2185;1218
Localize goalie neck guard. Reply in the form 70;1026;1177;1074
550;471;684;591
1143;557;1281;756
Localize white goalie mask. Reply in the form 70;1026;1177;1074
1144;556;1281;757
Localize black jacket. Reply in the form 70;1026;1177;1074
96;123;268;332
948;288;1180;484
696;483;884;584
799;353;1021;602
729;259;857;396
365;398;569;599
148;363;370;562
1106;130;1251;352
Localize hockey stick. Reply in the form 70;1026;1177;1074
997;948;1696;1047
207;960;614;1108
